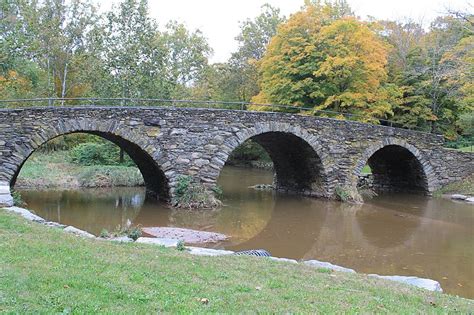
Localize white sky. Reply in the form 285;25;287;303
100;0;471;63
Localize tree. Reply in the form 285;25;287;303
96;0;166;99
380;20;435;130
252;2;394;121
195;4;285;102
420;15;472;135
1;0;99;101
161;21;212;98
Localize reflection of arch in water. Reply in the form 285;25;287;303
354;139;436;194
20;187;146;235
216;122;334;198
302;198;426;262
354;196;427;249
9;120;170;200
226;195;329;259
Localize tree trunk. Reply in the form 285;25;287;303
61;62;68;106
119;148;125;164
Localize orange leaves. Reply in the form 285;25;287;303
254;4;393;120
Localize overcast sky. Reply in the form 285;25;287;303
101;0;471;63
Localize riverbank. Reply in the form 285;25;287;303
15;151;143;189
434;174;474;197
1;209;472;312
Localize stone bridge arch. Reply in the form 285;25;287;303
204;122;336;198
4;118;171;200
353;138;437;193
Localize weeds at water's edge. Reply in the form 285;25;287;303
176;240;186;251
172;176;222;209
99;225;142;240
335;186;363;203
433;174;474;197
11;190;27;207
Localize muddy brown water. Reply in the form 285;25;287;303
18;166;474;299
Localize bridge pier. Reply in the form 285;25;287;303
0;182;13;207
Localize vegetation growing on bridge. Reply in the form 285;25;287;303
1;209;473;313
172;176;222;209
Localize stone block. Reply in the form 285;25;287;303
451;194;468;200
186;246;234;256
303;260;356;273
64;226;96;238
136;237;179;247
368;274;442;292
0;193;13;207
4;206;44;222
108;236;134;243
0;185;10;194
268;257;298;264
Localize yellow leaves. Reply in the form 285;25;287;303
0;70;33;99
255;3;394;120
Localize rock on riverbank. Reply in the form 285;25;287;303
141;227;229;244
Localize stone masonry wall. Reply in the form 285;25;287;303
0;106;472;206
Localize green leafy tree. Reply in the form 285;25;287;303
380;20;435;130
161;21;212;98
1;0;97;100
96;0;166;99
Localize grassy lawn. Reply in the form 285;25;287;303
0;210;472;313
361;165;372;174
16;151;143;188
458;145;474;153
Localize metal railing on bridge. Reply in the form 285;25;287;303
0;97;443;134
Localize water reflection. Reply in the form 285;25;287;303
18;166;474;299
21;188;145;234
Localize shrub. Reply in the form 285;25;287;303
11;190;26;207
70;143;114;166
227;140;271;165
100;229;110;238
175;176;192;198
77;166;144;187
176;240;186;251
335;186;363;204
69;142;136;166
173;175;222;209
127;226;142;241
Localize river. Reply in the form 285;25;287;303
18;166;474;298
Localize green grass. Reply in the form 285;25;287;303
16;151;144;188
458;145;474;153
0;209;472;313
361;165;372;174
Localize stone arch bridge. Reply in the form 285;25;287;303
0;107;472;206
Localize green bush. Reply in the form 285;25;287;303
77;166;144;187
335;186;363;203
11;190;26;207
69;142;135;166
227;140;271;164
100;229;110;238
127;226;142;241
175;176;192;198
173;175;221;209
70;143;114;165
176;240;186;251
